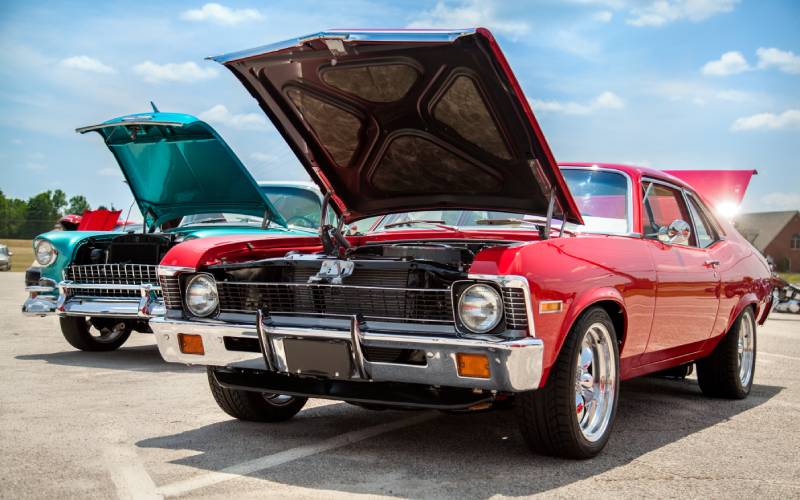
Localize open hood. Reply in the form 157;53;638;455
77;111;285;229
77;209;122;231
665;169;757;210
211;29;582;224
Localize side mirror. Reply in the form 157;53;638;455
8;251;13;256
658;219;691;245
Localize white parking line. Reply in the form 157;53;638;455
104;443;162;500
156;411;437;497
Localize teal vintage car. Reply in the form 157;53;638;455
22;110;322;351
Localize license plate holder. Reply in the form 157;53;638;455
282;339;353;379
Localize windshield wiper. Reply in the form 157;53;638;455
474;218;542;227
383;219;457;231
186;217;227;225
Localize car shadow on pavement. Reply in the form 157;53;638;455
137;376;783;497
15;344;202;374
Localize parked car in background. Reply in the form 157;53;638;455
0;244;11;271
22;110;323;352
150;29;773;459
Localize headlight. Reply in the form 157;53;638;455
185;274;219;317
34;239;57;267
457;284;503;333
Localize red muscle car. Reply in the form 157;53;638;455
152;29;772;458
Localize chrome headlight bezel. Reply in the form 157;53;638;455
184;273;219;317
34;239;57;267
457;283;504;334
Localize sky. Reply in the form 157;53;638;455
0;0;798;222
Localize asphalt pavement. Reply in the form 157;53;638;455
1;271;799;499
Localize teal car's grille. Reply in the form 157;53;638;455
63;264;161;298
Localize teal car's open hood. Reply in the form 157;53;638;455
77;111;286;229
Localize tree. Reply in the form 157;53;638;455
67;195;91;215
52;189;67;216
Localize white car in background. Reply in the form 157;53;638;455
0;244;12;271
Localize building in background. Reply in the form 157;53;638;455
734;210;800;272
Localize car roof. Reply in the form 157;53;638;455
559;162;692;191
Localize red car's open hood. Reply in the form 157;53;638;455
211;29;582;225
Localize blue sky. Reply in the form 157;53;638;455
1;0;798;221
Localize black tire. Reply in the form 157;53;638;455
59;317;132;352
515;307;620;459
207;368;307;422
696;307;756;399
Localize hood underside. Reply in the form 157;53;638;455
212;29;582;224
77;112;285;229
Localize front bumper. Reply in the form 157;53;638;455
152;316;544;393
22;289;58;316
56;282;165;319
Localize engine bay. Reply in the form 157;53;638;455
73;233;175;266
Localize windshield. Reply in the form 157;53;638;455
561;168;630;234
368;169;630;235
179;185;323;230
0;246;8;255
372;210;538;232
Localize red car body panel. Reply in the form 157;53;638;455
160;163;772;387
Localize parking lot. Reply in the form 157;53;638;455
1;271;799;499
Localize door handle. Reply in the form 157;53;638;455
704;259;720;268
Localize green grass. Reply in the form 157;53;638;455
0;239;33;272
778;273;800;285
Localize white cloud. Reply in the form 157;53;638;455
59;55;116;74
761;192;800;210
25;162;47;171
180;3;264;25
408;0;529;39
199;104;268;130
592;10;614;22
565;0;626;7
653;81;753;104
250;152;277;162
98;167;123;178
133;61;218;84
756;47;800;75
532;91;624;115
627;0;738;27
701;51;750;76
731;109;800;131
11;138;22;145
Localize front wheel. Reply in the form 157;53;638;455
696;307;756;399
515;307;620;459
207;368;307;422
59;317;132;351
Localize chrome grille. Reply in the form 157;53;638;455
217;282;454;323
63;264;160;298
501;287;528;329
159;275;182;309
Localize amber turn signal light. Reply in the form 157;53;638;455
456;353;490;378
178;333;205;355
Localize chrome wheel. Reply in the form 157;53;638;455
737;309;755;387
575;322;617;442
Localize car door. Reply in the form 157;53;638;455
642;180;721;356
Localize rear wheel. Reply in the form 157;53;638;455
696;307;756;399
516;307;619;459
59;317;132;351
207;368;307;422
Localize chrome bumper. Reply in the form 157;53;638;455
56;282;165;319
22;287;58;316
152;316;544;392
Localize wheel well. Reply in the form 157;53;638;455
593;300;626;347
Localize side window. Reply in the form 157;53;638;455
642;182;694;246
687;194;718;248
